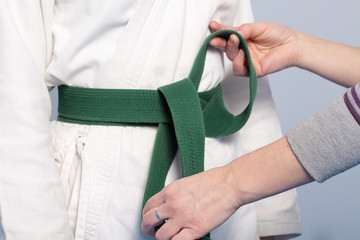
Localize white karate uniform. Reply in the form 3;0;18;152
0;0;301;239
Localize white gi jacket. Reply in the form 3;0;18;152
0;0;301;239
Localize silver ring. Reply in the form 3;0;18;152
155;207;161;220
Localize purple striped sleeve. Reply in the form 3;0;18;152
344;83;360;125
287;83;360;182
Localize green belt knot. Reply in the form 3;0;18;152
57;30;257;240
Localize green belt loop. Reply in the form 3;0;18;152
57;29;257;240
192;30;257;137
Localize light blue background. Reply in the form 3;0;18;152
251;0;360;239
50;1;360;238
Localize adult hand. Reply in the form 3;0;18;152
209;21;300;77
141;165;240;240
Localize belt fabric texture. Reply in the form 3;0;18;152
57;29;257;240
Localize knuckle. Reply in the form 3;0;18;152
142;211;157;226
142;212;150;223
240;23;250;31
163;181;181;199
233;66;245;76
141;224;149;236
155;231;166;240
141;224;153;237
226;52;234;61
171;198;184;211
162;188;174;201
233;70;241;76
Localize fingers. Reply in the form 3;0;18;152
208;21;226;50
233;49;248;76
171;228;202;240
209;21;241;50
210;32;241;61
221;33;249;76
142;204;170;237
208;21;249;76
154;220;181;240
209;21;268;42
142;191;164;215
142;192;167;237
156;224;204;240
209;21;240;32
226;34;240;61
209;21;222;32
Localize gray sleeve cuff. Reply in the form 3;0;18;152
287;93;360;182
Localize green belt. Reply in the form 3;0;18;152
57;29;257;240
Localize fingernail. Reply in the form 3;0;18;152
230;34;237;44
229;36;234;44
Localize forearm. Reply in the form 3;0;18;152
296;31;360;87
229;83;360;204
228;137;312;206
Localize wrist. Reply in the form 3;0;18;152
226;155;259;208
293;30;307;68
294;30;323;71
222;162;245;209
